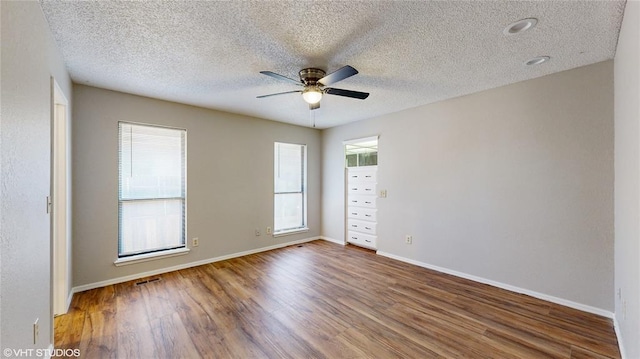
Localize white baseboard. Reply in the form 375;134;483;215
62;290;73;313
320;236;345;245
376;250;614;319
72;236;320;294
613;316;627;359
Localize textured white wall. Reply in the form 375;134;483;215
1;1;72;351
322;61;614;312
614;1;640;357
72;85;321;287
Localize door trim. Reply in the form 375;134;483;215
51;78;71;318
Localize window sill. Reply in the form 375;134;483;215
114;247;190;267
273;227;309;238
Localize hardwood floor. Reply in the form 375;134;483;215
55;240;621;358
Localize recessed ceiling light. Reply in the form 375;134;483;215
524;56;550;66
504;18;538;35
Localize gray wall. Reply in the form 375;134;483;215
322;61;614;312
614;1;640;356
72;85;321;287
1;1;73;350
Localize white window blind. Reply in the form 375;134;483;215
274;142;307;233
118;122;186;257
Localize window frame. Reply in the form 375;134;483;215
273;142;308;236
116;121;188;263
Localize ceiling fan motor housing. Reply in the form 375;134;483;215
299;68;326;86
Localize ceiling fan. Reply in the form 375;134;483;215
257;65;369;110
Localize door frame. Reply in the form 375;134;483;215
51;78;71;318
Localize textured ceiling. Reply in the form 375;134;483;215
40;1;625;129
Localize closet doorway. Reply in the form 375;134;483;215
344;137;379;250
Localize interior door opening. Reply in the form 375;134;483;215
344;136;379;249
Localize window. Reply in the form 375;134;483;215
345;138;378;167
274;142;307;234
118;122;186;258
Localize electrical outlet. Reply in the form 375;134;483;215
33;318;39;344
266;226;272;235
379;189;387;198
405;235;412;244
192;237;199;247
623;300;627;320
618;288;622;300
255;229;261;236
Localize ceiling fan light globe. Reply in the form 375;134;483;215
302;88;323;104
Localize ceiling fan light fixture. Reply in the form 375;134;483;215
504;18;538;35
302;87;323;104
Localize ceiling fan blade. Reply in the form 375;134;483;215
325;87;369;100
259;71;303;86
309;102;320;111
257;90;302;98
318;65;358;86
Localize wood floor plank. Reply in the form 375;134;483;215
482;327;571;358
75;285;116;313
452;295;620;358
337;326;441;359
114;282;158;359
55;240;621;358
116;318;158;359
270;306;362;358
78;309;117;358
53;308;85;352
571;345;616;359
550;305;619;341
175;288;240;358
150;312;201;358
337;297;471;358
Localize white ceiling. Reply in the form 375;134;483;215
40;1;626;129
